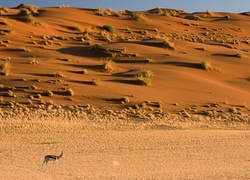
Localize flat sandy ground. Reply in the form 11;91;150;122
0;129;249;179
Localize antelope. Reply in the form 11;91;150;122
42;151;64;168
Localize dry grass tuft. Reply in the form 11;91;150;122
54;71;66;78
29;58;39;65
121;96;130;103
201;60;218;71
17;8;40;24
206;9;214;16
82;69;88;75
144;57;155;63
101;57;117;72
135;69;154;86
95;7;121;17
235;52;246;58
0;6;9;15
91;78;101;86
132;12;148;21
46;90;54;97
19;46;31;52
66;89;74;96
0;61;11;76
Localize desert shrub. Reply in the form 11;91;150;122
19;46;31;52
144;56;155;63
103;25;116;33
17;8;34;22
201;60;216;71
95;7;105;16
235;52;245;58
242;12;250;16
136;77;151;86
132;12;148;21
206;9;214;16
72;25;82;32
46;90;53;97
121;96;130;103
163;39;175;49
82;26;91;36
66;89;74;96
29;58;39;65
193;14;202;20
135;69;154;86
0;61;11;76
17;8;41;25
59;4;69;8
156;7;164;15
95;7;120;17
29;85;37;90
82;69;88;74
91;78;101;86
136;69;154;78
90;43;102;50
0;6;9;15
103;33;112;42
53;71;66;78
156;101;163;108
82;33;92;41
154;35;175;50
101;57;116;72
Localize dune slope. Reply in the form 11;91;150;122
0;4;250;117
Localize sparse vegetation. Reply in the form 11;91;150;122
17;8;35;23
29;58;39;65
144;56;155;63
72;25;82;32
0;6;9;15
66;89;74;96
121;96;130;103
19;46;31;52
101;57;116;72
54;71;66;78
82;69;88;75
162;38;175;49
0;61;11;76
103;25;116;33
135;69;154;86
95;7;105;16
242;12;250;16
91;78;101;86
0;29;14;35
235;52;246;58
206;9;214;16
95;7;121;17
132;12;148;21
46;90;54;97
201;60;217;71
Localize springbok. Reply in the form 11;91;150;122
42;151;64;168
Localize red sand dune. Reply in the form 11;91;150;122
0;5;250;113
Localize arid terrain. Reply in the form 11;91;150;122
0;4;249;179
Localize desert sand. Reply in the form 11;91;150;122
0;4;250;179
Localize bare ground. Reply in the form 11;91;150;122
0;129;249;179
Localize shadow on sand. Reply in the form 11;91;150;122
165;61;203;69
